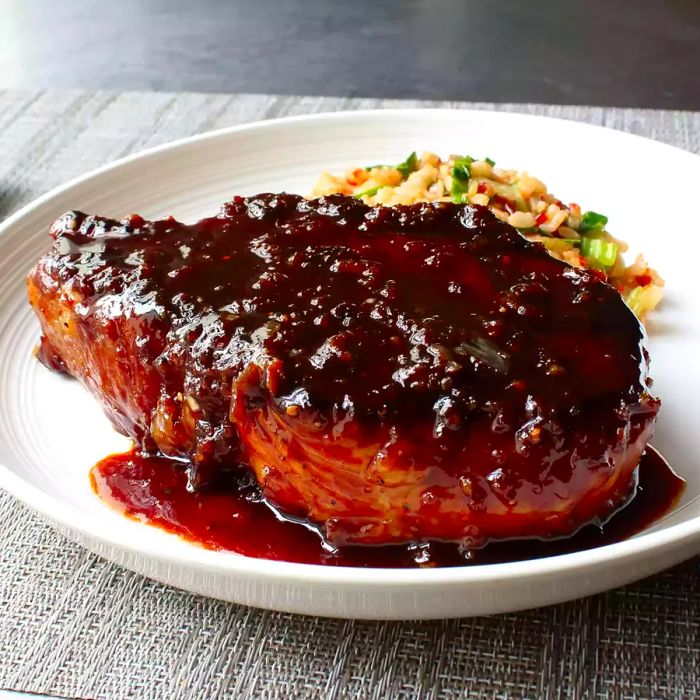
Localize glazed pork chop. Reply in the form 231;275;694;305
28;194;660;546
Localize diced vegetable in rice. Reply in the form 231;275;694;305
311;151;664;321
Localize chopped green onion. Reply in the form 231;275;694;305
624;286;646;316
511;187;527;213
452;156;474;183
365;152;417;178
580;210;609;232
490;181;527;212
354;185;385;199
396;151;418;179
450;155;475;202
580;236;618;268
485;157;496;167
541;238;579;253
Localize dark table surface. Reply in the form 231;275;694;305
1;0;699;109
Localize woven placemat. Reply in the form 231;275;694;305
1;90;699;700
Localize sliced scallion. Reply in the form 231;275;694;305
541;238;579;253
624;286;645;316
365;152;417;178
396;151;418;179
450;155;475;202
580;236;618;268
580;210;609;232
354;185;385;199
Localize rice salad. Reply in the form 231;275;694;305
311;152;663;320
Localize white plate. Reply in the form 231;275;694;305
1;109;699;620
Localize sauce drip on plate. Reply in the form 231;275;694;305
91;446;684;568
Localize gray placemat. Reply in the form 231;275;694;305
1;90;699;700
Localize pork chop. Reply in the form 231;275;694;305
28;194;660;546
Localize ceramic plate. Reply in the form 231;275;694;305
1;109;699;619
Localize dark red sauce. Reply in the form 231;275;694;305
36;195;663;549
33;194;666;553
91;445;684;568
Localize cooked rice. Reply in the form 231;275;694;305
311;151;663;321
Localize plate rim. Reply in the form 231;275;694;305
2;106;699;587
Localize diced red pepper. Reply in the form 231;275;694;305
346;168;368;187
535;212;548;226
635;274;652;287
